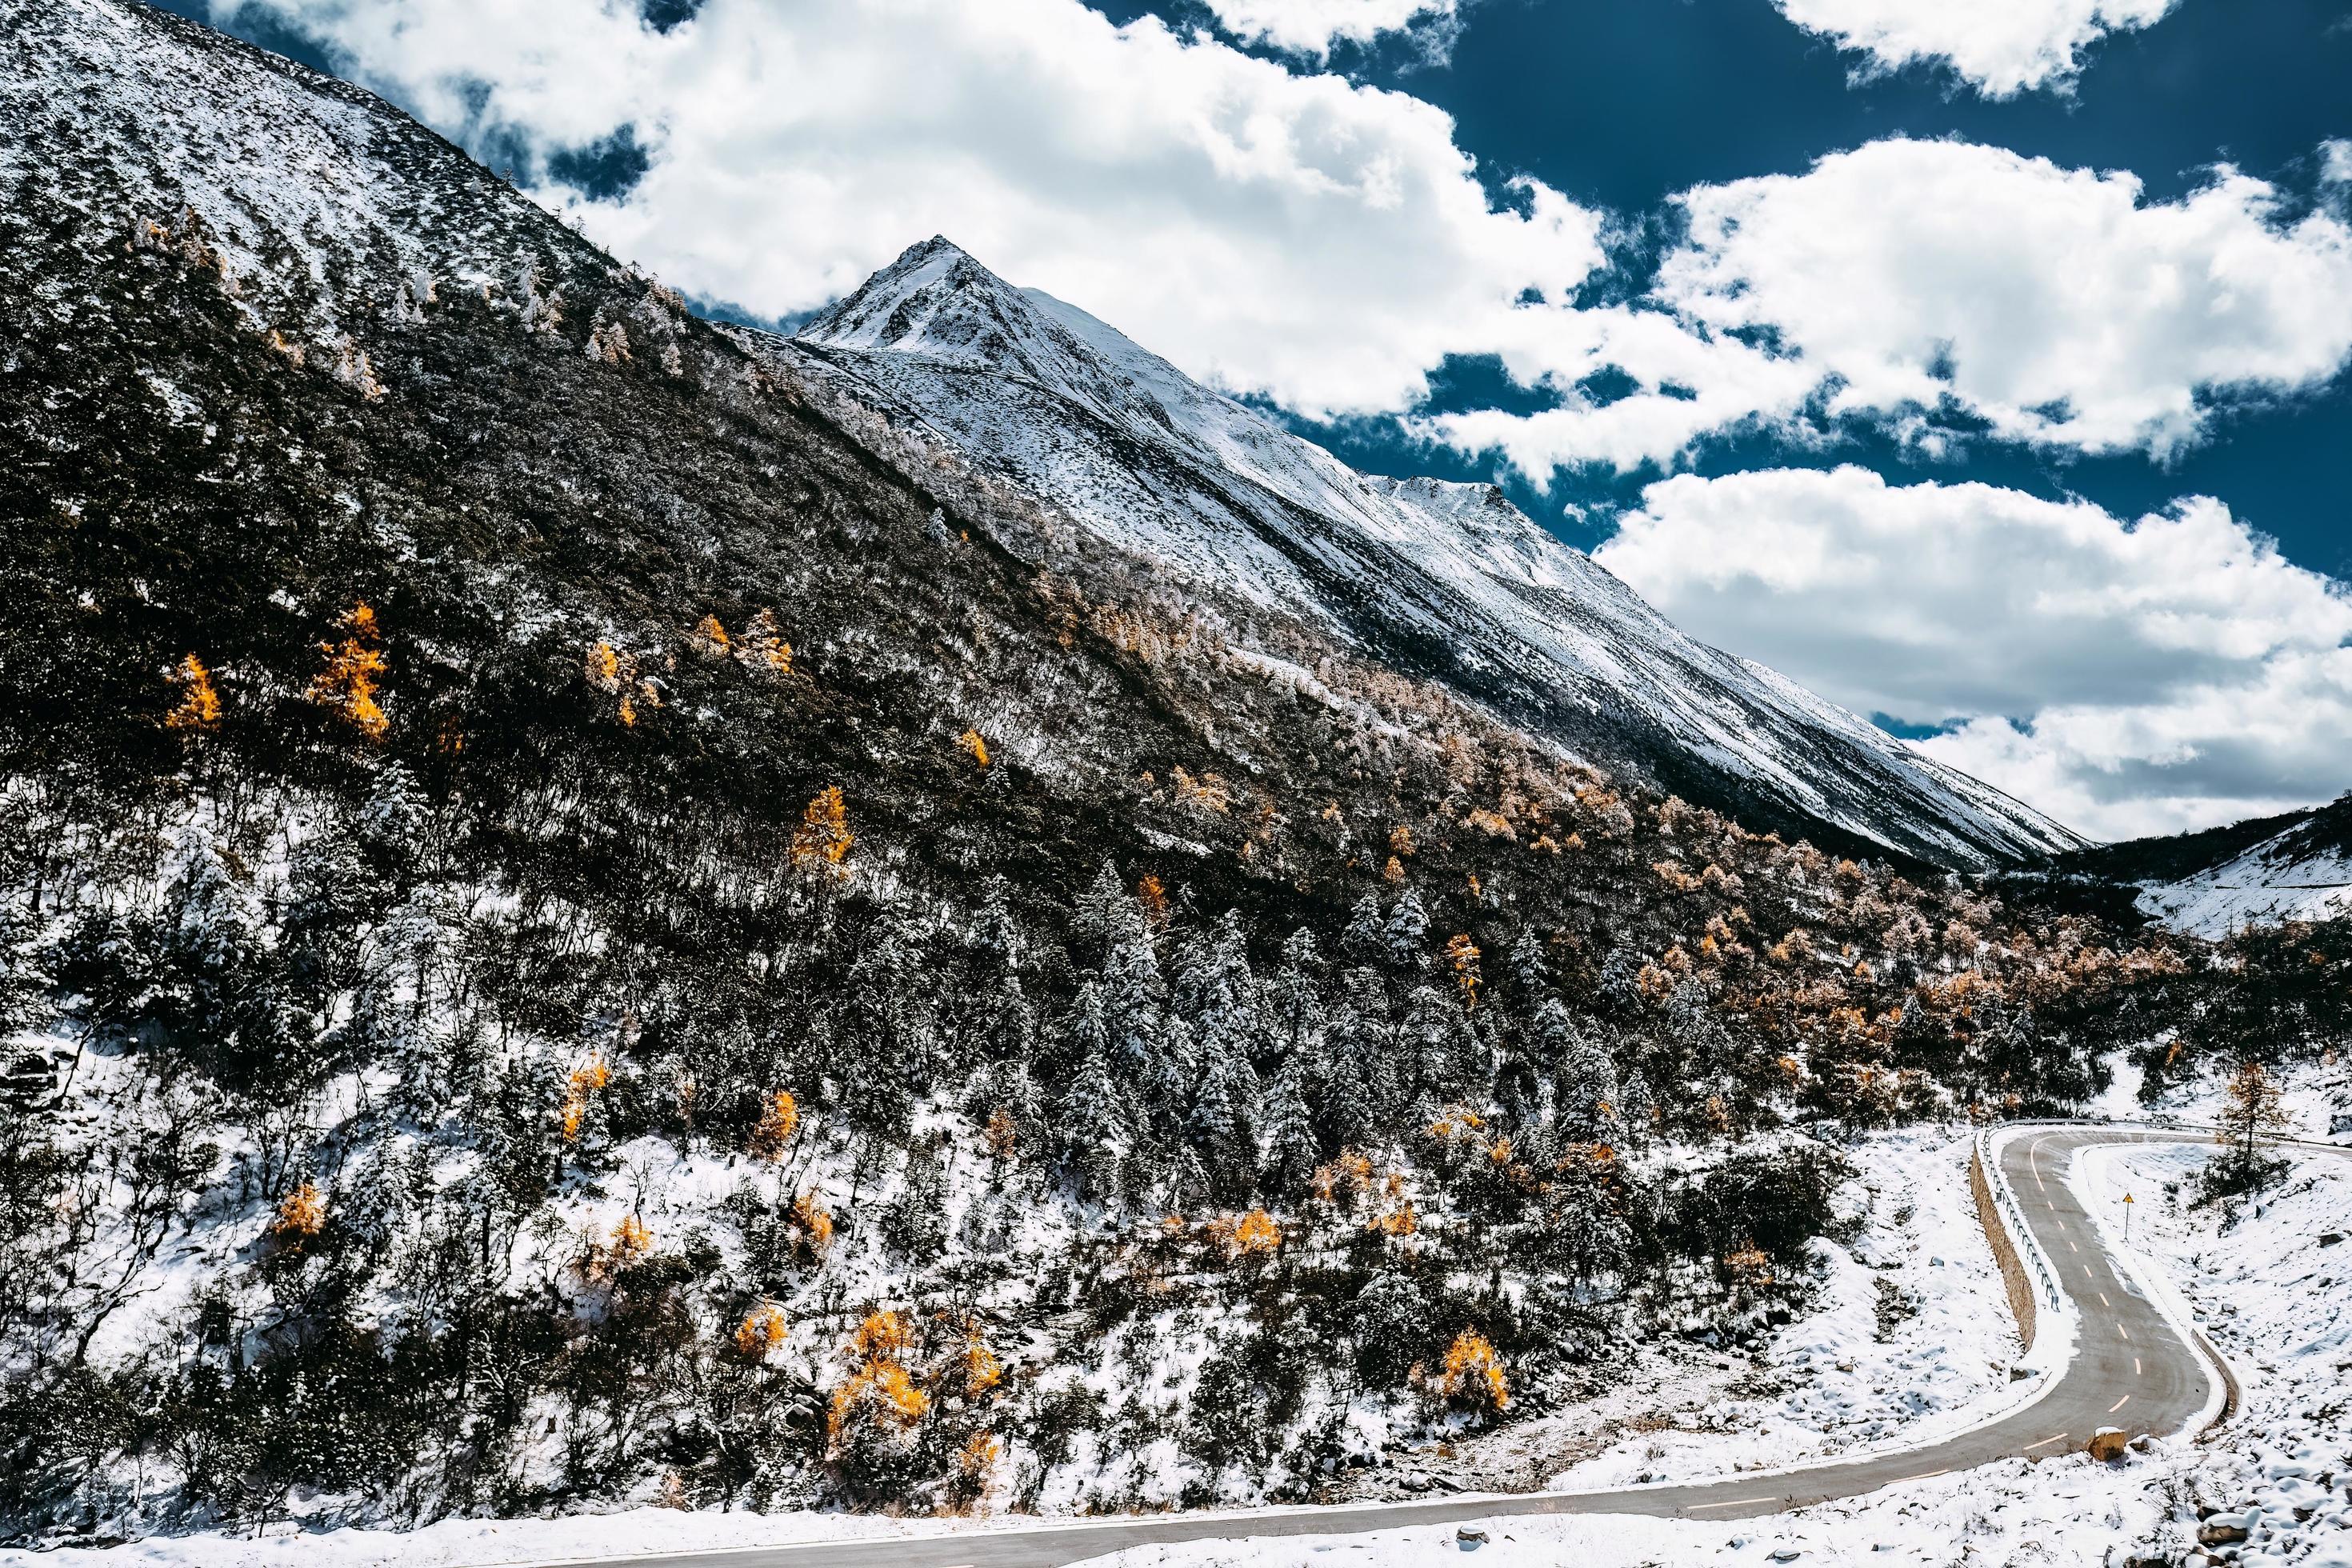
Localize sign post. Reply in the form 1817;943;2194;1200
2122;1192;2134;1244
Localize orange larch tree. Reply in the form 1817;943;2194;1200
311;602;389;738
165;654;221;732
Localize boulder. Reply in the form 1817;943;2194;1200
2198;1514;2252;1547
2087;1426;2130;1462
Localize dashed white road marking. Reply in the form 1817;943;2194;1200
2109;1394;2131;1413
2068;1238;2079;1253
2099;1292;2110;1307
1686;1498;1775;1512
2134;1357;2142;1375
2024;1433;2068;1451
2118;1323;2130;1341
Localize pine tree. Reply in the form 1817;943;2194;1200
282;826;375;1010
1266;928;1327;1060
1071;859;1130;963
1177;910;1263;1095
1339;892;1386;969
357;762;430;882
1258;1055;1320;1196
1508;926;1551;998
1060;1037;1126;1203
1102;909;1174;1100
1384;889;1428;973
1324;966;1394;1144
1616;1069;1656;1142
1400;982;1462;1110
1543;1001;1619;1140
1188;1042;1254;1174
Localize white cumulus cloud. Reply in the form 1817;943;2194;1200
1428;138;2352;478
1595;465;2352;839
1656;138;2352;458
1771;0;2178;97
1202;0;1460;58
211;0;1604;422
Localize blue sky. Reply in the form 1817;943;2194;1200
1222;0;2352;571
169;0;2352;839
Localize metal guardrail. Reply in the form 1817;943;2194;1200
1975;1124;2062;1312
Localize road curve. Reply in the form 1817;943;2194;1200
553;1126;2319;1568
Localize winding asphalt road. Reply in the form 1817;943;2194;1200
554;1126;2314;1568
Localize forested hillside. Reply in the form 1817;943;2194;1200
0;0;2205;1543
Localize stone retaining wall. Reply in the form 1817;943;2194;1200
1970;1140;2037;1352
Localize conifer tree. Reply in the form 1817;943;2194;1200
1508;926;1551;998
1320;966;1390;1150
1266;928;1327;1060
1544;1001;1619;1140
1384;889;1428;973
357;762;430;882
1258;1055;1320;1196
1060;1034;1126;1203
1071;859;1130;963
1178;910;1263;1084
1339;892;1386;969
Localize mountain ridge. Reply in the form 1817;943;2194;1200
776;235;2082;871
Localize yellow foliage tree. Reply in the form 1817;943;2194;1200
1227;1208;1281;1258
852;1309;913;1361
750;1089;800;1162
273;1180;324;1240
610;1214;654;1265
692;614;731;655
1465;806;1514;840
1445;934;1482;1011
735;609;793;674
828;1359;927;1442
962;1332;1004;1396
983;1107;1019;1161
312;602;389;738
960;728;990;767
1136;873;1169;926
790;1190;835;1256
1438;1329;1509;1410
956;1429;999;1477
1724;1239;1773;1288
165;654;221;732
790;786;854;870
561;1051;611;1142
584;639;622;693
735;1300;789;1357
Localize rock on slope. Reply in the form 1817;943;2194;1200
764;237;2082;870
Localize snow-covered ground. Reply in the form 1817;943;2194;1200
1082;1132;2352;1568
2138;843;2352;939
1532;1130;2029;1491
25;1113;2345;1568
2096;1046;2352;1146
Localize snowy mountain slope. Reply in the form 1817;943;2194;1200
2119;794;2352;937
2;0;614;355
0;0;2209;1546
765;238;2082;870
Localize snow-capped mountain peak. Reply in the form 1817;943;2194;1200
779;240;2082;868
